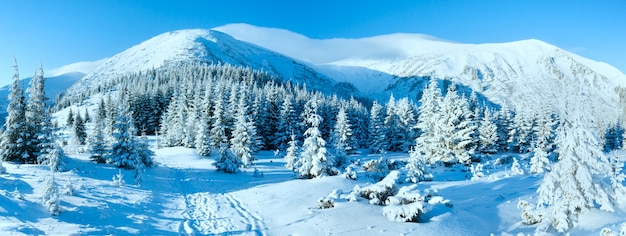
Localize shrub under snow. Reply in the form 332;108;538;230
355;170;400;205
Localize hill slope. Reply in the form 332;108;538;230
216;24;626;122
61;29;357;104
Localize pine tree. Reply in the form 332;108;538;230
83;107;91;123
42;172;61;215
535;93;615;233
530;108;554;174
26;65;55;165
210;88;229;149
438;85;477;164
297;100;331;179
274;95;300;151
230;91;258;168
414;78;443;164
284;134;299;171
105;105;153;171
331;107;354;167
73;112;87;145
406;147;433;183
368;101;387;154
88;113;108;163
66;108;74;127
39;140;66;172
477;108;499;154
0;61;32;163
604;123;624;152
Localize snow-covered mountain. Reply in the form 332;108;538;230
216;24;626;122
62;29;357;103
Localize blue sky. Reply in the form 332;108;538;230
0;0;624;86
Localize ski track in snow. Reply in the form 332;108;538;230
163;165;265;236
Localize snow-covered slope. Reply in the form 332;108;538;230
62;29;356;102
216;24;626;122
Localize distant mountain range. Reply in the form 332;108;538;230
4;24;625;125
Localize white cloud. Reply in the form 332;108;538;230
212;23;450;65
48;58;108;77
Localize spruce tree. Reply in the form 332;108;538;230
297;100;331;179
477;108;499;154
284;134;299;171
414;78;443;164
73;112;87;145
534;92;615;233
42;172;61;215
230;91;257;168
88;113;108;163
66;108;74;127
331;107;354;167
27;65;55;164
0;61;31;163
368;101;387;154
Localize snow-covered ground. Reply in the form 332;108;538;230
2;145;625;235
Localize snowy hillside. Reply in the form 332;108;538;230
216;24;626;122
61;29;356;104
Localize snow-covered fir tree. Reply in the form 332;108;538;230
72;112;87;145
368;101;387;154
284;134;299;171
26;65;55;164
42;172;61;216
274;95;300;151
604;122;624;152
392;98;418;152
194;85;213;156
66;108;74;127
214;147;241;174
534;91;616;233
105;105;153;170
529;107;555;174
297;99;332;179
230;87;258;168
406;148;433;183
414;78;443;164
477;108;499;155
88;112;108;163
0;61;32;163
331;107;354;167
40;142;66;172
437;85;477;164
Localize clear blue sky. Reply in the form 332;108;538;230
1;0;624;86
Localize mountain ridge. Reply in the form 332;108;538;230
54;25;625;123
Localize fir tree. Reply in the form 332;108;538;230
230;90;258;168
368;101;387;154
414;78;443;164
477;108;499;155
331;107;354;167
214;147;241;174
66;108;74;127
297;100;332;179
26;65;55;164
284;134;299;171
105;106;153;170
534;93;615;233
529;108;554;174
84;107;91;123
73;112;87;145
42;172;61;215
0;61;32;163
40;141;66;172
88;113;108;163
